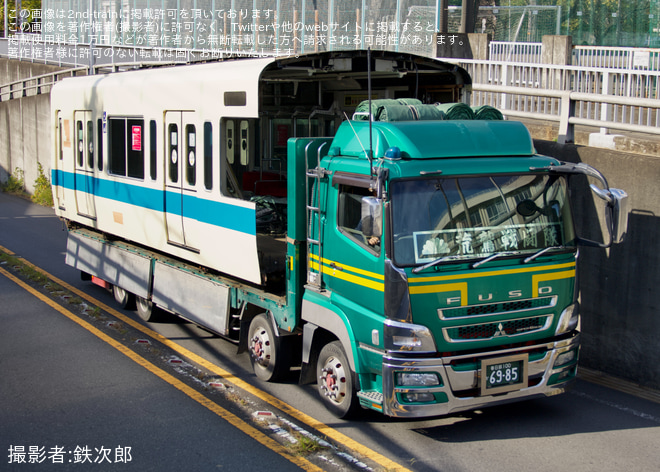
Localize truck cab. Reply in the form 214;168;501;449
297;116;627;418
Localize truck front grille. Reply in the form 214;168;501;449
443;314;553;342
439;296;556;320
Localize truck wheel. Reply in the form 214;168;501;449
112;285;136;310
316;341;360;419
248;314;290;382
136;296;158;322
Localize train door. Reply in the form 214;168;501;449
164;111;198;250
73;110;96;219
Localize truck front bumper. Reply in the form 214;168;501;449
380;333;580;418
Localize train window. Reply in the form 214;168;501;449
204;122;213;190
76;121;84;167
169;123;179;183
127;119;145;179
87;121;94;168
224;91;246;106
108;117;145;179
108;118;126;176
150;120;157;180
97;119;103;171
186;124;196;186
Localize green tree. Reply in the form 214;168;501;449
1;0;42;36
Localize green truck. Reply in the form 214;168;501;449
56;51;627;419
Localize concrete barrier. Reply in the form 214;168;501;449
535;140;660;391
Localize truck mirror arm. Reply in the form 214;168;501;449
530;162;628;247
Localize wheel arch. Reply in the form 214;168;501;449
299;298;358;384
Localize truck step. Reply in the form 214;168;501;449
357;390;383;405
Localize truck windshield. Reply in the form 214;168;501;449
390;174;576;267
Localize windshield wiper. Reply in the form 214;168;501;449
412;255;457;274
523;246;564;264
471;252;505;269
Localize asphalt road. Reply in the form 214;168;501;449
2;191;660;472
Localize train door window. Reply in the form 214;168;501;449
127;119;145;179
186;124;196;186
149;120;157;180
168;123;179;183
76;121;84;167
240;120;249;166
58;117;64;161
226;120;234;164
87;121;94;168
108;118;126;176
97;119;103;171
204;122;213;190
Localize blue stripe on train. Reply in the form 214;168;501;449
52;169;257;236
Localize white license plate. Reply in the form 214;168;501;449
481;353;529;395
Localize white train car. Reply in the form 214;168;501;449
51;51;470;290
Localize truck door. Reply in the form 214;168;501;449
164;111;197;250
73;110;96;219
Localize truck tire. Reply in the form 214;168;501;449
112;285;136;310
248;314;290;382
136;296;159;322
316;341;360;419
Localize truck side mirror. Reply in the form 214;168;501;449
590;185;629;245
361;196;382;238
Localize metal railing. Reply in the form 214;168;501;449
0;67;87;102
459;58;660;139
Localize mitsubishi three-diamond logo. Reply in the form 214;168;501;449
493;323;507;337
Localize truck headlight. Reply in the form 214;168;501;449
384;319;436;353
555;302;580;335
396;372;441;387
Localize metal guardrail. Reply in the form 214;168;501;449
459;58;660;141
469;83;660;144
0;67;87;102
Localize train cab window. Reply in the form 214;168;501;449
204;122;213;190
186;124;196;186
168;123;179;183
108;117;145;179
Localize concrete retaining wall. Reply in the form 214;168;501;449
1;59;63;193
0;93;52;193
535;141;660;390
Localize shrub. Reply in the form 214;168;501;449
32;163;54;207
2;167;25;194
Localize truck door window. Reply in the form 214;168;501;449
338;185;381;254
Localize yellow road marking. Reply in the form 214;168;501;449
0;264;322;472
0;245;410;472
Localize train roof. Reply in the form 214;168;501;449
50;50;471;115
